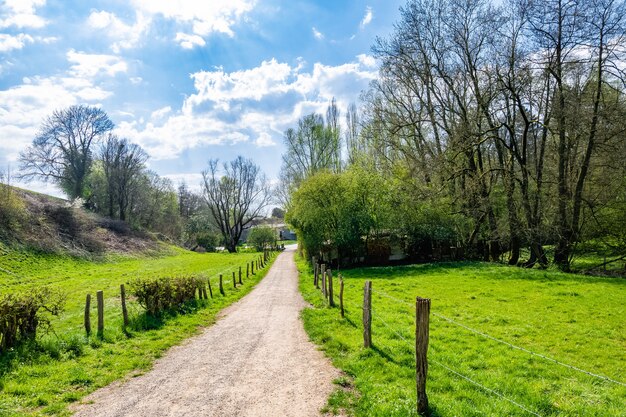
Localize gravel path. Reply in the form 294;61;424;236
72;245;339;417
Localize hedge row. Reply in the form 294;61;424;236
0;288;65;351
128;276;202;316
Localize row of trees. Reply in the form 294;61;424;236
19;105;183;239
17;106;274;250
284;0;626;270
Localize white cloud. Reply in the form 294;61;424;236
187;59;293;105
120;57;377;159
66;49;128;78
0;33;34;52
162;173;204;192
131;0;256;39
360;6;373;28
357;53;376;68
255;132;276;147
312;27;324;40
175;32;206;49
0;0;47;29
151;106;172;120
0;49;122;166
87;10;150;53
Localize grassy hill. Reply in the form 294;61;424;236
0;185;162;259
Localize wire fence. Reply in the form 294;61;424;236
311;265;625;416
370;287;626;388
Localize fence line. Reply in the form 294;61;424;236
371;287;626;387
369;306;543;417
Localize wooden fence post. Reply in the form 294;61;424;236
416;297;431;415
239;266;243;284
233;271;237;288
320;264;326;296
339;275;344;318
328;269;334;307
247;263;250;278
207;278;213;298
312;256;318;286
363;281;372;348
120;284;129;327
202;284;208;300
84;294;91;335
219;274;225;296
97;290;104;337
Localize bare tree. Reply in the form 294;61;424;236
19;105;114;200
202;157;271;252
101;135;148;221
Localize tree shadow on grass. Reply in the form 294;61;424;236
340;261;626;286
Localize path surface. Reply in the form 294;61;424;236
73;245;339;417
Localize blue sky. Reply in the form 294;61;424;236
0;0;404;196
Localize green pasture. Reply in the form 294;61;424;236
0;244;274;416
298;258;626;417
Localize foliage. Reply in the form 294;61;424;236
288;165;462;264
0;288;65;352
297;257;626;416
195;232;221;252
271;207;285;219
247;226;276;251
128;276;201;316
278;99;342;206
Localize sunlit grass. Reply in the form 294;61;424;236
0;245;275;416
298;258;626;417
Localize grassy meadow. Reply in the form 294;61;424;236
298;258;626;417
0;243;275;416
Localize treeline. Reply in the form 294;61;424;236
284;0;626;271
14;105;274;251
16;105;212;246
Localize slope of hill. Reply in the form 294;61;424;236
0;185;160;258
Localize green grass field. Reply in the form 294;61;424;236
0;244;274;416
297;258;626;417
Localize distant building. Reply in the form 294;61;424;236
240;221;296;242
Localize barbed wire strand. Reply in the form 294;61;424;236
371;287;626;387
432;312;626;387
430;359;543;417
370;308;543;417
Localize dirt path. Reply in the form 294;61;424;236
72;245;339;417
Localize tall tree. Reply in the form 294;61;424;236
19;105;114;199
101;135;148;221
202;157;271;253
280;99;343;205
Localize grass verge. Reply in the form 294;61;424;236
0;246;277;416
297;257;626;417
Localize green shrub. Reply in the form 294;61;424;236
247;226;276;251
196;232;221;252
0;288;65;352
128;276;201;316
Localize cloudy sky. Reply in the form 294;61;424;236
0;0;404;196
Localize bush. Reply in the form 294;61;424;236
0;288;65;352
128;276;202;316
196;232;221;252
247;226;276;251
